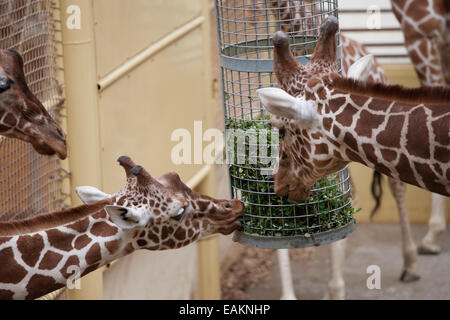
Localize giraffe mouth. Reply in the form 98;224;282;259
208;199;244;231
274;176;311;202
30;122;67;159
32;137;67;160
277;184;311;202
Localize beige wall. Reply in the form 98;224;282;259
89;0;215;299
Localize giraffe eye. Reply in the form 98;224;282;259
172;207;185;221
0;76;10;93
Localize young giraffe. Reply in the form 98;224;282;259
258;17;450;201
0;156;243;300
391;0;449;255
0;49;67;159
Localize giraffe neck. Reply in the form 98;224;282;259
0;187;208;300
0;206;133;300
317;88;450;196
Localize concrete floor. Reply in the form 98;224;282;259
245;223;450;300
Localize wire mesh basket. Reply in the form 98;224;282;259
215;0;355;249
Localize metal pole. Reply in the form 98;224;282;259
60;0;103;300
197;0;222;300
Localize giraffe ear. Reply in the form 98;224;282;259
105;205;146;230
76;186;112;204
347;54;375;81
257;87;317;122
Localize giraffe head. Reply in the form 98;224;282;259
76;156;244;250
257;17;375;201
0;49;67;159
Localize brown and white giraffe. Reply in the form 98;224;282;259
0;156;243;300
258;17;450;201
0;49;67;159
245;1;422;299
391;0;449;255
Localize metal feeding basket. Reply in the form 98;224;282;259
215;0;355;249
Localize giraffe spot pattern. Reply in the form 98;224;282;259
362;144;376;163
380;149;398;162
432;114;449;146
46;229;75;252
376;115;405;148
396;154;418;187
25;275;59;300
105;240;121;255
85;243;101;265
39;251;63;270
414;161;446;194
60;255;80;279
354;110;385;138
174;227;186;241
66;219;89;233
0;236;12;245
74;235;92;250
16;234;44;267
0;247;27;284
90;221;118;237
0;289;14;300
406;108;430;159
343;132;358;151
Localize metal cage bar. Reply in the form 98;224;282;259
215;0;354;248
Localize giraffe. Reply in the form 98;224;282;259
391;0;449;255
258;16;450;201
244;1;421;299
0;156;243;300
0;49;67;159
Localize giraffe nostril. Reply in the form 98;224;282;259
56;127;65;139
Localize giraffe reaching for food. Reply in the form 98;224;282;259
0;49;67;159
0;156;243;300
259;17;450;199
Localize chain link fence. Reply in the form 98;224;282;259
0;0;68;221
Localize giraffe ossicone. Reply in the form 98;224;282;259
0;155;243;300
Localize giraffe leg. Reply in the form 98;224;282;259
277;249;297;300
323;174;359;300
418;193;448;255
324;239;347;300
387;178;420;282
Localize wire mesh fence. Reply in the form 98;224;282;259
215;0;354;248
0;0;68;221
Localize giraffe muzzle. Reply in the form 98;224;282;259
33;124;67;160
209;199;244;225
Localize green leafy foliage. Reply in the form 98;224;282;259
225;116;356;237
